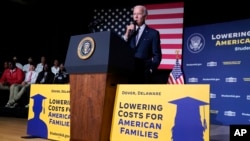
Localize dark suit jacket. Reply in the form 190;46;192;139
128;25;162;72
35;70;55;84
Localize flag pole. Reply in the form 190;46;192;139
167;49;184;84
175;50;180;59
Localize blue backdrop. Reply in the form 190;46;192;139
183;18;250;125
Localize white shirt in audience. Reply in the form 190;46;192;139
51;66;60;75
35;63;44;73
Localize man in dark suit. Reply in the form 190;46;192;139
123;5;162;84
35;63;55;84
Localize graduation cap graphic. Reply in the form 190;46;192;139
27;94;48;138
169;96;209;141
30;94;46;114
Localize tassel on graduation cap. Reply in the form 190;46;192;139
203;106;207;131
169;96;209;141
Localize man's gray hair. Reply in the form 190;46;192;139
134;5;148;16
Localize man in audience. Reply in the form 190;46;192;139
0;61;24;107
23;56;34;74
51;59;60;75
6;63;38;108
36;63;55;84
13;56;23;70
0;61;9;77
35;56;46;73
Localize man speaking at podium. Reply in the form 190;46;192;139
123;5;162;84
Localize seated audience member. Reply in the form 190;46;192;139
54;63;69;84
23;56;34;74
0;61;9;76
0;61;24;107
0;61;24;91
3;61;9;69
35;56;46;73
51;59;60;75
5;63;38;108
13;56;23;70
36;63;55;84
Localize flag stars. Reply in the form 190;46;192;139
94;7;133;36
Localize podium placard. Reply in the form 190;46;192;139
110;84;210;141
27;84;70;141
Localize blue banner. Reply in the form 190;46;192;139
183;18;250;125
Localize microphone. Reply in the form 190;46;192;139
129;21;137;37
133;20;137;30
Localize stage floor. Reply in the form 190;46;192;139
210;124;229;141
0;116;229;141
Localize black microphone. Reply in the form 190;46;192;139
133;20;137;30
129;21;137;37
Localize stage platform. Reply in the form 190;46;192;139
0;115;229;141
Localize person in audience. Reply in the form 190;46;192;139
0;61;9;77
5;63;38;108
35;63;55;84
3;61;9;70
54;63;69;84
13;56;23;70
35;56;46;73
51;59;60;75
23;56;34;74
0;61;24;90
0;61;24;107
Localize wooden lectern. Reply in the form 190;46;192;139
65;31;134;141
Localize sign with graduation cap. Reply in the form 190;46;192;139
27;84;70;141
110;84;210;141
27;94;48;138
169;96;209;141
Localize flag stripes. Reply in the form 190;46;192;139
145;2;184;69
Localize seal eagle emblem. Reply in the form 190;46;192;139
77;37;95;59
187;33;205;53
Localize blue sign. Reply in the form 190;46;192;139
183;18;250;125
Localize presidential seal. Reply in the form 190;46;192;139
77;37;95;60
187;33;205;53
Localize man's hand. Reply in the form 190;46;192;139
124;23;136;39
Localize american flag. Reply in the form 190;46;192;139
92;2;184;70
167;55;184;84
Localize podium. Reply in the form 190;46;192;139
65;31;134;141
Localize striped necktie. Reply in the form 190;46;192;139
135;27;140;45
28;72;33;82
